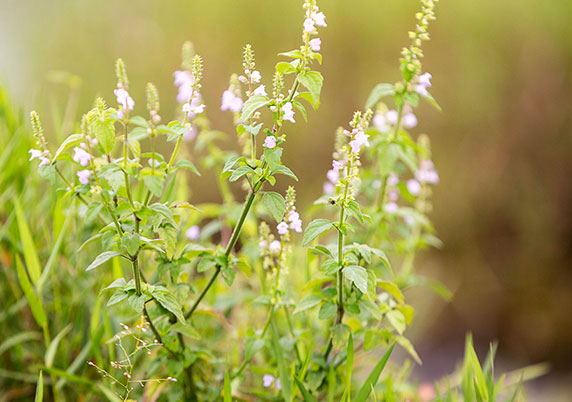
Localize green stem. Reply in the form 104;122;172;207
186;186;261;318
131;257;141;296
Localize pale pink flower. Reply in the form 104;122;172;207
303;18;315;32
310;38;321;52
323;181;335;194
263;374;275;388
386;110;398;125
373;113;390;132
77;169;91;185
282;102;295;123
114;88;134;111
387;173;399;186
269;240;281;254
174;70;194;103
407;179;421;195
313;11;327;27
253;85;267;96
403;113;418;129
186;225;200;241
277;222;289;235
73;147;91;166
29;149;43;160
326;169;339;184
384;202;398;213
183;103;205;115
250;71;261;83
263;136;277;149
332;160;343;172
221;90;243;112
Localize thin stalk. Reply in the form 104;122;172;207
131;257;141;296
186;183;261;318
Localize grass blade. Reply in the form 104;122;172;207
224;368;231;402
45;324;72;368
16;256;47;328
34;371;43;402
294;376;316;402
355;343;395;402
14;196;42;287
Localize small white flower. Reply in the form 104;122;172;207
282;102;295;123
275;379;282;390
386;110;398;125
221;90;243;112
384;202;398;213
403;113;418;129
114;88;134;111
303;18;315;32
263;136;277;149
174;70;195;103
259;240;267;248
349;130;370;154
419;72;432;87
310;38;321;52
251;71;261;83
253;85;267;96
186;225;200;241
290;218;303;233
323;181;335;194
183;128;197;142
388;189;399;201
326;169;339;184
277;221;289;235
263;374;275;388
387;173;399;186
332;160;343;172
373;113;390;132
183;103;205;115
415;84;429;97
404;215;415;226
269;240;281;254
407;179;421;195
312;12;327;27
73;147;91;166
29;149;43;160
77;169;91;184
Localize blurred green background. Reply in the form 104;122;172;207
1;0;571;395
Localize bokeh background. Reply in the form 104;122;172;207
1;0;571;398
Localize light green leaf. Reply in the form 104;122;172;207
262;191;286;222
34;371;43;402
332;323;350;350
342;265;368;294
294;376;316;402
51;134;83;162
143;175;164;197
377;281;404;304
229;165;255;182
241;95;270;121
272;165;298;181
365;83;395;109
302;219;333;247
224;368;232;402
354;344;395;402
386;310;406;334
293;294;322;314
45;325;71;368
152;288;186;323
91;117;115;155
15;256;46;328
297;71;323;108
149;203;176;226
174;159;200;175
172;322;200;339
13;196;41;286
271;322;292;401
318;302;337;320
86;251;124;272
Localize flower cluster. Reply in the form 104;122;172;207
262;374;282;390
277;186;302;236
28;111;51;168
114;59;135;119
174;44;205;119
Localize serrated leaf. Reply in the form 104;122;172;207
107;289;127;307
241;95;270;121
298;71;323;108
318;302;337;320
272;165;298;181
229;165;254;182
377;281;404;304
91;117;115;155
342;265;368;294
365;83;395;109
152;288;186;323
121;233;140;257
386;310;406;334
262;191;286;222
302;219;333;246
293;294;322;314
149;203;176;226
263;147;282;170
86;251;124;272
332;323;350;350
276;61;297;75
143;175;164;197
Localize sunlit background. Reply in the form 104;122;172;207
1;0;571;398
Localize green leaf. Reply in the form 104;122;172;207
91;117;115;155
51;134;83;162
34;371;43;402
272;165;298;181
45;325;71;368
241;95;270;121
121;233;140;257
421;91;442;111
143;175;164;197
386;310;406;334
293;294;322;314
86;251;124;272
152;288;186;323
342;265;368;294
294;377;316;402
229;165;255;182
318;302;337;320
365;83;395;109
271;322;292;401
13;197;42;286
221;265;236;286
354;344;395;402
262;191;286;222
302;219;333;247
222;155;241;174
332;323;350;350
358;299;382;321
224;368;232;402
197;256;216;273
377;281;404;304
172;322;200;339
298;71;323;108
149;203;176;226
0;332;42;356
15;257;46;328
276;61;297;75
263;147;282;170
106;289;128;307
174;159;200;175
396;335;422;365
346;332;354;396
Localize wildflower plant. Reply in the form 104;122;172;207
18;0;533;400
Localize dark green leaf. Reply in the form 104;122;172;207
262;191;286;222
302;219;333;246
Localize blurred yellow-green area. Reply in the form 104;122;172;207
1;0;571;395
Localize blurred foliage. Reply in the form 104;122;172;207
1;0;572;395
